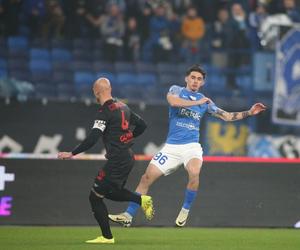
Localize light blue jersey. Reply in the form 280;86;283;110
166;85;219;144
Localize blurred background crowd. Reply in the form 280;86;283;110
1;0;299;62
0;0;299;99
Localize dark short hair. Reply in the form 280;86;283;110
185;64;206;79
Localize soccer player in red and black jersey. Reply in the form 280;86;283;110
58;78;154;244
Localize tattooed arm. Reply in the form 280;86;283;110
212;103;267;121
212;108;251;121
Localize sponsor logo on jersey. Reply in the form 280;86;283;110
179;108;202;121
120;131;133;143
176;121;199;131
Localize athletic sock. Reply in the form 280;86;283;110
125;192;141;217
182;189;197;210
89;191;113;239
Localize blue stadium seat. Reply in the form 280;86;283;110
8;50;28;59
29;60;52;84
0;69;7;78
71;61;92;71
73;38;92;50
115;62;135;73
0;37;7;48
8;58;28;71
135;62;156;73
198;64;213;74
18;25;30;36
74;71;95;86
92;49;104;61
52;71;73;83
29;60;52;73
76;84;94;99
50;39;71;49
0;58;7;70
156;62;177;74
115;73;138;99
116;73;137;86
206;74;226;90
236;75;252;92
238;65;252;74
136;73;157;87
158;73;178;87
31;38;49;48
176;63;191;75
72;49;92;61
51;48;72;62
9;69;31;82
123;85;143;99
30;48;51;61
7;36;28;51
31;71;52;85
93;61;114;73
95;72;116;83
52;61;70;71
205;66;226;91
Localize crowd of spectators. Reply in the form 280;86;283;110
0;0;299;68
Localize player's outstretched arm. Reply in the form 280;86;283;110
57;129;102;159
212;103;267;121
167;94;212;107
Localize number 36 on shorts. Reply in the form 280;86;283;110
153;152;168;165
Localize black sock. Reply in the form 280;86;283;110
89;191;113;239
106;188;141;205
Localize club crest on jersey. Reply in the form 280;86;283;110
108;102;125;111
179;108;201;121
189;95;197;101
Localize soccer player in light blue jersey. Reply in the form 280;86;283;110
109;64;266;227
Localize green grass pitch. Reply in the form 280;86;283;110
0;226;299;250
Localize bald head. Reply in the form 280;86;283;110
94;77;111;91
93;77;112;104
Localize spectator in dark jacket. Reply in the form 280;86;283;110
2;0;22;36
210;8;231;68
248;3;268;50
142;5;172;62
22;0;45;37
101;3;125;62
123;16;140;62
43;0;65;39
227;3;251;89
211;8;231;50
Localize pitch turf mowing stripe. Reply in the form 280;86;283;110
0;227;299;250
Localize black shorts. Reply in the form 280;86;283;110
92;177;121;197
92;149;135;195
